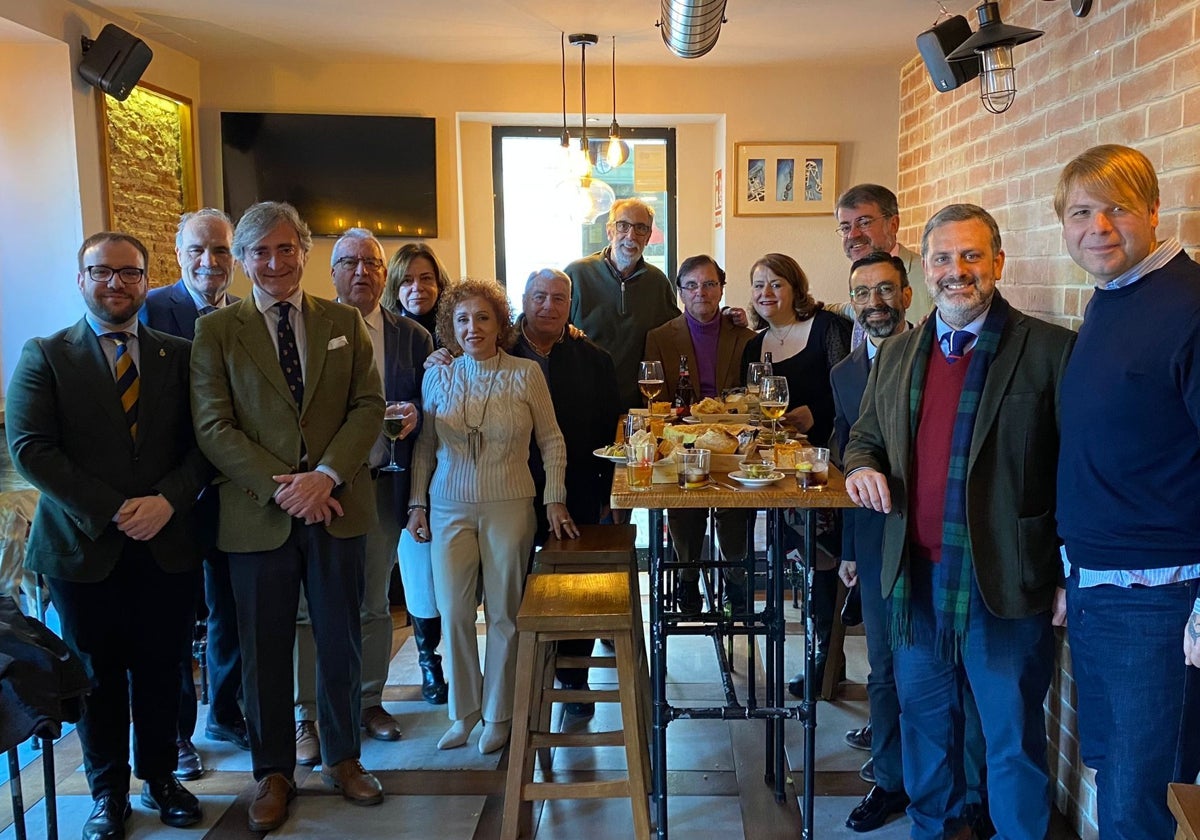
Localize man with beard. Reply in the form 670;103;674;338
843;205;1075;840
6;232;211;839
566;198;679;409
141;208;249;781
831;251;912;832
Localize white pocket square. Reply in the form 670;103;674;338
327;335;349;350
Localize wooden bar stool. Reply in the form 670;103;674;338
501;572;652;840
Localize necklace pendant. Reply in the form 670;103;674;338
468;426;481;460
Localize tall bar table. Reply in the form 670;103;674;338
611;464;854;840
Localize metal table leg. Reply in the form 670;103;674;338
648;507;668;839
8;748;27;840
42;735;57;840
801;508;817;840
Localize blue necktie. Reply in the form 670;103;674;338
945;329;975;364
275;302;304;406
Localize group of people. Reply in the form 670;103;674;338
4;142;1198;840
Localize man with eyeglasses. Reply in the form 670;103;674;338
566;197;680;409
141;208;249;784
7;232;212;839
290;228;432;755
190;202;386;831
644;255;755;613
832;184;934;347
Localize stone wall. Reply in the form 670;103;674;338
103;86;189;288
897;1;1200;837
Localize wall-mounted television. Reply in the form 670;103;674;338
220;112;437;238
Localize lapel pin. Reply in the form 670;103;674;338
160;348;166;357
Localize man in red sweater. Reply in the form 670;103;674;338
842;204;1075;840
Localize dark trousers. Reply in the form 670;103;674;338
1067;574;1200;840
48;542;198;797
228;522;365;780
893;566;1052;840
177;551;244;737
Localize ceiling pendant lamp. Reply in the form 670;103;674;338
605;36;629;168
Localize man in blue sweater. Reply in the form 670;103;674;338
1054;144;1200;840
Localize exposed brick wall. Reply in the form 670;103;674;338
103;87;187;289
899;2;1200;836
898;0;1200;331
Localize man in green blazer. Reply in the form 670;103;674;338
190;202;385;832
843;204;1075;840
6;232;211;840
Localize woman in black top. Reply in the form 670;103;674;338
383;243;451;344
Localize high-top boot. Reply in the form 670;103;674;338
411;616;447;705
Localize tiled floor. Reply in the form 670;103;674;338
1;585;1080;839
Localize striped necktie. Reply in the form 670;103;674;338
945;329;975;364
104;332;139;440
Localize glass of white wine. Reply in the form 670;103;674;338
638;360;665;412
380;401;406;473
759;376;789;441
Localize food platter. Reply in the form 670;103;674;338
593;446;627;463
685;413;753;424
728;470;786;488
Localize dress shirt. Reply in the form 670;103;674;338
85;314;141;374
251;285;308;378
934;306;989;359
183;284;231;314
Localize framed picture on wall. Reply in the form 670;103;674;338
734;142;838;216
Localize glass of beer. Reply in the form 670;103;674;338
638;360;665;411
677;448;711;490
759;375;789;439
795;447;829;489
626;441;656;491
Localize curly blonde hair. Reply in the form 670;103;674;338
435;278;516;354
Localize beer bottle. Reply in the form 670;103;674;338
673;354;695;413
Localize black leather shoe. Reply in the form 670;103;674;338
174;738;203;781
676;580;702;615
204;717;250;750
859;757;875;783
82;795;131;840
845;784;909;832
844;724;872;751
140;776;202;827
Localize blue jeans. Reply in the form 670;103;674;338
1066;574;1200;840
893;566;1053;840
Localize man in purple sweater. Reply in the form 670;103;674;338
1054;144;1200;840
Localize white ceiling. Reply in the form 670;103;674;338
97;0;980;68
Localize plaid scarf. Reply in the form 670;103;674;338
889;292;1010;662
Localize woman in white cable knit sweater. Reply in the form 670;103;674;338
405;278;578;754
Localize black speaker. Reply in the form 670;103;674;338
915;15;980;93
78;24;153;102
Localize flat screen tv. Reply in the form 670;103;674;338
220;112;437;237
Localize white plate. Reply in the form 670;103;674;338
592;447;627;463
692;413;751;423
728;470;785;487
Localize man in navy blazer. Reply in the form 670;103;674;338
140;209;248;781
7;232;211;839
293;228;434;749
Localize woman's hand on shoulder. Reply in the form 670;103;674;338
423;347;456;370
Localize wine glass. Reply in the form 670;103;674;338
759;376;789;440
638;360;665;412
746;362;767;395
380;401;406;472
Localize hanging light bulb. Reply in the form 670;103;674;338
605;36;630;168
580;176;616;223
946;2;1042;115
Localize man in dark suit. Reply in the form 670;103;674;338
644;255;755;614
190;202;385;832
6;232;211;839
844;205;1075;840
140;208;249;781
294;228;435;752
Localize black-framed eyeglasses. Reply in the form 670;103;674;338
85;265;145;285
679;280;723;293
333;256;384;272
849;282;900;303
612;220;652;236
835;214;891;237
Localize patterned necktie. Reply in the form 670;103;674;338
104;332;139;440
275;302;304;406
945;329;975;364
199;305;217;316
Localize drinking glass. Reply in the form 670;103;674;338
759;376;789;440
746;362;767;421
626;441;657;491
677;448;711;490
796;447;830;489
638;360;665;412
380;401;406;472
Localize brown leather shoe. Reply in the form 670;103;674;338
361;705;402;742
295;720;320;766
247;773;295;832
320;758;383;806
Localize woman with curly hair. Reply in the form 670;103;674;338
405;278;576;754
741;252;851;447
